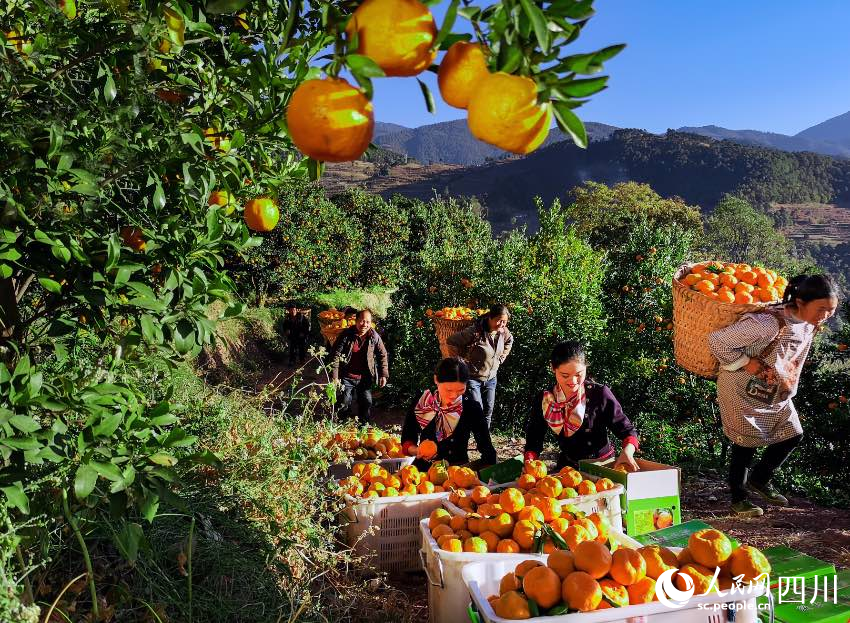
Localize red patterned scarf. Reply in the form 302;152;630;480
542;384;586;437
414;390;463;441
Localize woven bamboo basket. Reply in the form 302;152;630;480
432;317;475;358
321;325;345;347
672;263;771;378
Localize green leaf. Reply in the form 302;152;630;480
518;0;550;54
48;123;64;159
416;78;436;114
153;184;166;209
346;54;385;78
1;484;29;514
104;74;117;103
307;159;324;181
528;599;540;618
438;33;473;51
140;314;164;345
38;277;62;294
552;102;588;148
559;76;608;97
205;0;251;14
141;492;160;522
149;453;178;467
497;44;523;74
433;0;459;49
9;414;40;433
114;521;144;563
1;437;40;450
92;460;123;481
325;381;337;405
75;463;98;500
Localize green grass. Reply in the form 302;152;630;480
309;288;397;319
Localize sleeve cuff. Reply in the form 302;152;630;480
623;436;639;452
402;440;415;455
722;355;751;372
524;451;538;462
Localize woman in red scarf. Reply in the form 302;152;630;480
402;357;498;470
524;341;640;471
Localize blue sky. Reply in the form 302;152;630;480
358;0;850;134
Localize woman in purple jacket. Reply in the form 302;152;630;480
524;341;640;471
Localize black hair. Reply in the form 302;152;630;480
435;357;470;384
784;274;839;305
550;341;587;368
287;303;298;311
356;308;373;320
488;304;511;320
342;306;358;316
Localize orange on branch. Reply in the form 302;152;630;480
438;42;490;109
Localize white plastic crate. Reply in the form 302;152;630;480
444;473;625;533
463;555;772;623
421;520;642;623
342;489;449;574
328;456;415;481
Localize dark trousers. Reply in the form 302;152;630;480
288;338;307;364
339;376;373;424
728;434;803;503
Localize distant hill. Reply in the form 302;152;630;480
796;110;850;145
373;122;411;139
678;124;850;158
372;118;618;166
345;129;850;232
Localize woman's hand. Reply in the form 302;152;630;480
744;358;763;375
613;444;639;472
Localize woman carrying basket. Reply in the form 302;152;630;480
709;274;839;517
401;357;498;471
524;341;640;471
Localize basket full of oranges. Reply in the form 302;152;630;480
427;306;486;357
672;261;788;379
318;308;354;346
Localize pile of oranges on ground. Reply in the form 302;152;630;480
680;262;787;304
428;462;619;556
486;528;771;618
339;459;482;499
426;306;486;321
326;429;406;461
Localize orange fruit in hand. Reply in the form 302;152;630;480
418;439;438;458
493;591;531;619
499;487;525;513
547;549;576;579
610;548;647;586
728;545;772;582
689;529;733;568
438;42;489;109
467;73;552;155
346;0;436;77
286;77;374;162
638;545;679;579
244;198;280;232
573;540;612;579
562;571;602;612
523;566;562;609
627;576;657;604
599;579;629;607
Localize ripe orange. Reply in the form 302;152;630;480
677;547;695;565
428;508;452;530
496;539;521;554
599;579;629;607
466;513;485;534
728;545;772;582
437;42;489;109
716;287;735;303
493;591;531;619
499;487;525;514
610;548;647;586
524;459;548;478
564;524;592;552
734;291;754;304
417;481;435;494
499;571;522;595
120;226;146;252
694;279;715;294
490;513;515;538
463;536;488;553
549;517;571;539
573;540;612;579
431;523;454;539
517;474;537;490
286;77;374;162
467;73;552;155
586;512;610;544
243;198;279;232
517;506;545;524
689;529;733;568
532;496;561;522
562;571;602;612
479;530;500;553
523;566;562;609
536;476;563;498
449;515;467;532
515;559;544;578
418;439;438;458
576;480;597;496
470;485;491;505
346;0;437;77
557;468;583;488
208;190;236;215
627;576;657;604
547;549;576;579
594;478;615;492
676;563;716;595
512;519;538;550
438;535;462;552
638;545;679;579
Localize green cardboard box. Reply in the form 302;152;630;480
580;458;681;536
633;519;740;548
756;548;839;621
479;455;523;485
771;570;850;623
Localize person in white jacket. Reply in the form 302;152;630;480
709;274;838;517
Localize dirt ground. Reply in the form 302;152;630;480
259;358;850;619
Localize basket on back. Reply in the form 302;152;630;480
432;317;475;358
672;263;774;378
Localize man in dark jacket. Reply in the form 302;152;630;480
329;309;389;424
282;305;310;365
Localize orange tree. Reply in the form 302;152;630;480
0;0;621;616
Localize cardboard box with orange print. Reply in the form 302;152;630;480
579;457;681;536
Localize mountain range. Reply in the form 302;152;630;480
372;109;850;165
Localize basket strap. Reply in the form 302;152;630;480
755;311;787;367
